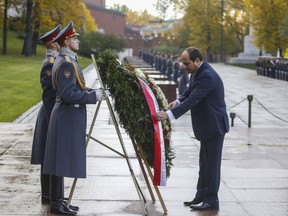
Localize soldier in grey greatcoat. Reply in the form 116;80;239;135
31;24;61;204
43;21;106;215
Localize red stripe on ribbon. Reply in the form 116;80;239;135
138;77;166;186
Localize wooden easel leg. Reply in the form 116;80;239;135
132;139;156;203
92;55;147;215
67;101;102;208
105;98;147;214
67;178;78;208
86;101;102;146
139;146;168;214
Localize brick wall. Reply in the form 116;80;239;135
82;0;105;7
85;3;126;35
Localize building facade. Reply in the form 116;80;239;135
82;0;177;56
83;1;126;35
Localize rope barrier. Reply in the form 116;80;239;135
227;95;288;127
236;114;248;126
254;97;288;123
227;97;246;110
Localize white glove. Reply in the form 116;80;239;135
116;59;122;65
95;89;105;101
95;89;111;101
105;90;111;97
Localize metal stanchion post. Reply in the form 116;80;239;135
247;95;253;128
229;112;236;127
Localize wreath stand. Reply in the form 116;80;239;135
66;54;168;215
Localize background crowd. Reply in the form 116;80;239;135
139;49;190;96
256;57;288;82
141;49;288;85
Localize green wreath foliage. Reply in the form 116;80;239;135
96;49;175;177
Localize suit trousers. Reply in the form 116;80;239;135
195;135;224;204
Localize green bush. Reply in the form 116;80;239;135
79;32;126;58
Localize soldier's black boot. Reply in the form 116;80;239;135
50;175;76;215
40;165;50;204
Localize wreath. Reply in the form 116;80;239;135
96;50;175;177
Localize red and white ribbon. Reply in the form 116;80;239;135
138;77;166;186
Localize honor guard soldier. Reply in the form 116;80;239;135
31;24;61;204
43;21;106;215
31;24;80;213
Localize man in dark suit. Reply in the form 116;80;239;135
155;47;229;211
43;21;106;215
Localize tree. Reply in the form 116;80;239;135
78;32;125;59
125;9;157;25
244;0;288;55
279;12;288;40
155;0;173;20
1;0;22;54
11;0;97;56
31;0;40;54
180;0;224;61
2;0;8;54
160;20;190;50
108;3;129;14
22;0;33;56
110;3;157;25
81;2;98;32
166;0;248;61
50;0;97;32
223;0;249;56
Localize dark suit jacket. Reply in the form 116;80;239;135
171;61;229;141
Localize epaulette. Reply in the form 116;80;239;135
64;56;71;62
62;55;86;90
48;56;55;64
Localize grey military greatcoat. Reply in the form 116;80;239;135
31;50;58;164
43;47;97;178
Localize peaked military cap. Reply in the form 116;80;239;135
38;24;61;43
52;21;79;44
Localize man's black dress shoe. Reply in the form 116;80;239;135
63;200;79;211
190;202;219;211
50;201;77;215
183;197;203;206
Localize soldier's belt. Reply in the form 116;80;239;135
67;104;84;108
56;99;84;108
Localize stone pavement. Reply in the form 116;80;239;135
0;57;288;216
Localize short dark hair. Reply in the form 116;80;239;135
185;47;203;62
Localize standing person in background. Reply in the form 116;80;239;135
43;21;107;215
178;62;189;95
31;24;61;204
155;47;229;211
160;53;168;75
172;54;180;84
166;53;174;81
157;52;163;71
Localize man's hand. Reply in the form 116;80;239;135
155;111;168;121
168;101;178;109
